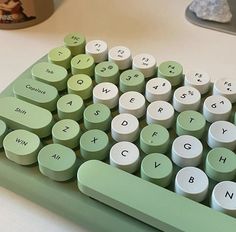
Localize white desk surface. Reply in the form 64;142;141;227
0;0;236;231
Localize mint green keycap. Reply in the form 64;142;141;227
0;97;53;138
31;62;68;91
80;129;109;160
205;148;236;182
64;32;86;56
141;153;173;187
140;124;170;154
52;119;81;149
38;144;77;181
119;69;145;93
95;61;119;84
71;54;95;76
67;74;93;100
3;129;41;165
176;110;206;139
158;61;183;86
57;94;84;121
83;103;111;131
78;160;236;232
13;78;59;111
48;46;72;69
0;120;7;148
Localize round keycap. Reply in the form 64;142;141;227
83;103;111;131
0;120;7;148
184;70;210;94
146;101;174;128
38;144;77;181
119;69;145;93
80;129;109;161
132;53;157;78
111;113;139;142
57;94;84;121
158;61;183;86
213;78;236;103
67;74;93;100
119;91;146;118
141;153;173;187
207;121;236;150
48;46;72;69
95;61;119;84
205;148;236;182
171;135;203;167
211;181;236;217
140;124;170;154
110;141;140;173
108;46;132;70
64;32;86;55
176;110;206;139
175;167;209;202
71;54;95;76
85;39;108;63
52;119;81;149
145;77;172;102
93;82;119;109
3;129;41;165
173;86;201;112
203;95;232;123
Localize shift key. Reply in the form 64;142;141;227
0;97;54;138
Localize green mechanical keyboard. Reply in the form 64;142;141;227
0;33;236;232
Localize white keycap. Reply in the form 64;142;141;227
171;135;203;167
119;91;146;118
132;53;156;78
108;46;132;70
110;141;140;173
213;78;236;103
111;113;139;142
145;77;172;102
184;70;210;94
146;101;174;128
85;40;108;63
175;167;209;202
93;82;119;109
211;181;236;217
173;86;201;112
207;121;236;150
203;95;232;123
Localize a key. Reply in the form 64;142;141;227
0;120;7;148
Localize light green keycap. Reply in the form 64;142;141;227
83;103;111;131
140;124;170;154
38;143;77;181
205;147;236;182
71;54;95;76
141;153;173;187
95;61;119;84
176;110;206;139
78;160;236;232
13;78;59;111
119;69;145;93
158;61;183;86
57;94;84;121
67;74;93;100
64;32;86;56
31;62;68;91
48;46;72;69
3;129;41;165
52;119;81;149
0;120;7;148
0;97;53;138
80;129;109;160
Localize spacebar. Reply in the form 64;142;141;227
77;160;236;232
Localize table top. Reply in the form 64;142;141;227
0;0;235;231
